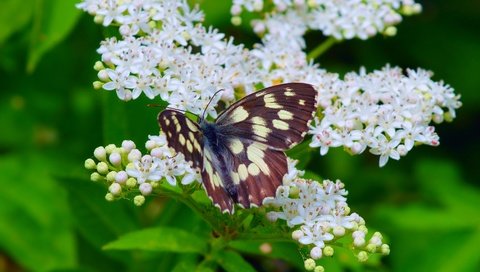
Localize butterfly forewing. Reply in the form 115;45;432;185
158;110;203;170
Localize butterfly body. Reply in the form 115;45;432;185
158;83;317;213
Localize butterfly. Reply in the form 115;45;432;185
158;83;317;213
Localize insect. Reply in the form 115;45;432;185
158;83;317;213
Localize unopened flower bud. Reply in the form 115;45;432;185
322;246;333;257
122;140;136;152
357;251;368;262
381;244;390;255
85;158;96;169
106;171;117;182
109;152;122;166
314;266;325;272
105;192;114;201
126;177;137;188
310;246;322;260
115;171;128;184
90;172;102;182
134;195;145;206
304;258;316;271
139;183;153;195
94;146;106;161
109;182;122;195
292;229;304;240
97;162;109;174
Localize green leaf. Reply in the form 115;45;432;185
214;250;256;272
60;176;138;249
27;0;81;72
0;0;34;44
0;154;75;271
103;227;208;254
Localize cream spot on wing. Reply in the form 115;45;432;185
179;134;186;145
231;171;240;185
251;116;270;138
188;131;195;141
212;173;222;187
165;118;170;126
230;106;249;122
167;131;172;138
186;140;193;152
264;93;282;109
278;110;293;120
299;99;305;106
247;144;269;175
238;164;248;181
255;91;265;97
284;89;295;96
272;119;289;130
175;123;181;133
247;163;260;176
204;159;214;183
186;120;198;132
193;139;202;152
229;138;244;155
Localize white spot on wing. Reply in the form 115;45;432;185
272;119;289;130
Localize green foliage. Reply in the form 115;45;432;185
0;0;478;271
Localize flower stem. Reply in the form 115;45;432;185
307;37;338;61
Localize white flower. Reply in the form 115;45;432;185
126;155;163;183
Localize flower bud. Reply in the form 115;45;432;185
128;149;142;162
96;162;109;175
292;230;304;240
310;246;322;260
94;146;106;161
126;177;137;188
109;182;122;195
357;251;368;262
304;258;316;271
90;172;102;182
139;183;153;196
115;171;128;184
84;158;96;169
122;140;136;152
106;171;117;182
323;246;334;257
105;192;114;201
314;266;325;272
109;152;122;166
333;226;345;236
134;195;145;206
93;61;104;71
381;244;390;255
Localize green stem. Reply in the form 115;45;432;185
307;37;339;61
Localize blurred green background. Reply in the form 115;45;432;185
0;0;478;271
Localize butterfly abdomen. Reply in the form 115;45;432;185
200;121;238;200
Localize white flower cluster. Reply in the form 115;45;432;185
84;134;200;206
78;0;461;166
309;66;462;167
78;0;258;118
265;178;390;263
232;0;422;40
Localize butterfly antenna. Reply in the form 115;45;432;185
201;89;224;121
